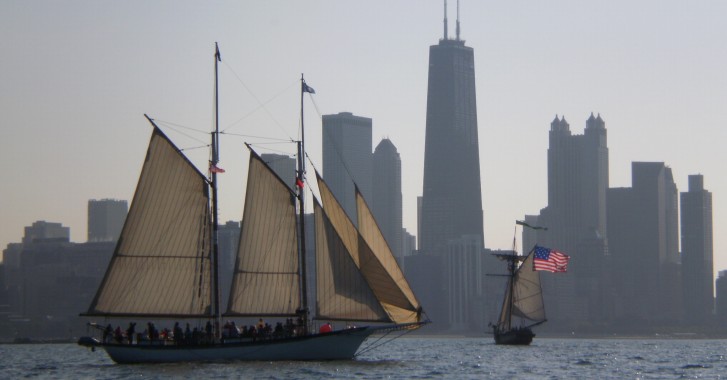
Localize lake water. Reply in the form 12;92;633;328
1;337;725;379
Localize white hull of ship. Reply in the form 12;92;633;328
92;327;375;364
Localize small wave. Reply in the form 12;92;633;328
31;364;58;371
629;356;645;361
575;359;592;366
682;364;711;370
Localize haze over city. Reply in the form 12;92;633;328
1;0;725;278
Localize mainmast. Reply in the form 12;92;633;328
211;42;222;338
297;74;311;330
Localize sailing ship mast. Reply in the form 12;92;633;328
297;74;309;329
504;230;518;331
210;42;222;338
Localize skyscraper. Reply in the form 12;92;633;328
540;114;608;252
420;2;483;256
88;199;127;242
372;138;403;260
322;112;372;221
536;114;609;324
23;220;70;244
680;174;714;324
608;162;680;323
261;153;296;190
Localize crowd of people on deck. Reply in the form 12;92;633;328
220;317;308;341
100;316;319;346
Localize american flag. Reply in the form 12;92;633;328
533;246;570;272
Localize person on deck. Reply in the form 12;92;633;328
103;324;112;343
205;321;213;343
173;322;183;345
126;322;136;345
114;326;123;344
319;322;333;333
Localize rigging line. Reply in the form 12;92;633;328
156;122;210;146
297;90;318;142
154;119;210;135
355;327;417;357
246;141;295;148
308;93;323;120
249;145;299;158
220;131;292;142
220;60;295;140
302;153;323;201
179;144;211;153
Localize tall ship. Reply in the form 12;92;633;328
490;222;569;345
78;44;427;363
490;247;545;345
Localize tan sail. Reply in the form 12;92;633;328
225;152;300;316
355;189;422;324
316;173;421;324
86;127;212;317
511;251;545;322
314;199;389;321
497;280;513;330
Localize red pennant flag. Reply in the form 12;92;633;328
210;164;225;173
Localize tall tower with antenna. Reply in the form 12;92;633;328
420;0;483;256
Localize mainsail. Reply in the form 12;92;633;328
497;249;545;330
85;127;213;317
225;152;300;316
315;173;422;324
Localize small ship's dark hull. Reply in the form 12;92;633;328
493;327;535;345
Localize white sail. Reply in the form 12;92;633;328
315;173;421;324
86;127;212;317
225;152;300;316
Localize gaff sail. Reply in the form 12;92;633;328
85;127;212;318
497;249;546;329
225;152;300;317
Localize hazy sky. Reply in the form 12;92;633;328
1;1;725;277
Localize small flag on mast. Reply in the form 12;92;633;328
296;178;305;188
302;82;315;94
516;220;548;231
210;163;225;173
215;43;221;62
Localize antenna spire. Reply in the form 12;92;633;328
456;0;461;41
443;0;448;40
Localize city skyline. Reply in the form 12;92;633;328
1;1;725;279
